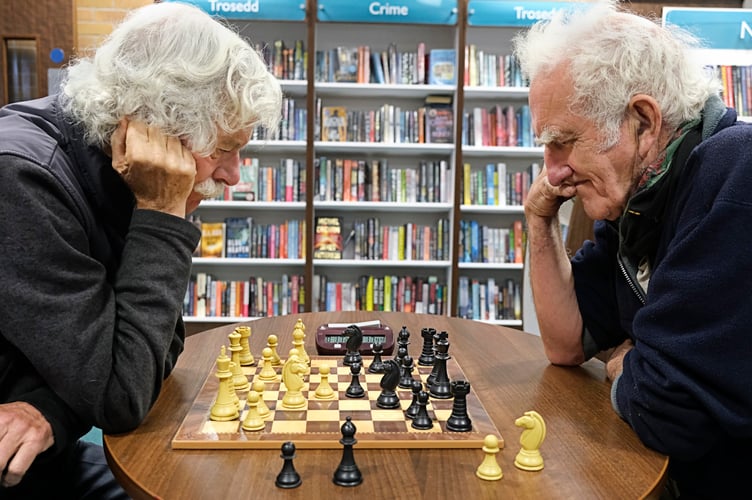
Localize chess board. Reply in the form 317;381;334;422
172;355;503;450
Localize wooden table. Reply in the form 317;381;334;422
104;311;668;499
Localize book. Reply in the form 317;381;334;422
334;46;358;83
428;49;456;85
224;217;252;258
313;216;343;259
321;106;347;142
233;157;258;201
200;222;225;258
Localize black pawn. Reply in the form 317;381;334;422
418;327;436;366
368;342;385;374
446;380;473;432
398;355;416;389
345;361;365;398
333;417;363;487
411;390;433;430
275;441;302;489
405;379;422;420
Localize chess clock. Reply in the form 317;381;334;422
315;320;394;355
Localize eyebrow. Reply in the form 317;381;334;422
535;127;576;146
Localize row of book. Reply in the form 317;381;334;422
192;218;306;259
314;44;456;86
184;273;306;318
457;277;522;321
462;104;534;148
465;45;526;88
347;218;451;262
318;100;453;144
183;272;521;321
315;157;451;204
459;219;525;265
462;162;541;207
255;40;306;81
714;65;752;118
211;157;307;203
313;274;447;315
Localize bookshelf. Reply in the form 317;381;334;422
662;7;752;122
180;0;567;330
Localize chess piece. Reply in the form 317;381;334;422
241;391;266;431
426;330;442;387
292;323;310;367
446;380;473;432
314;364;336;400
236;325;255;366
267;334;282;366
476;434;503;481
398;355;416;389
514;410;546;471
342;324;363;367
376;359;401;409
396;325;410;352
228;330;250;393
405;379;422;420
275;441;302;489
210;346;240;421
418;327;436;366
410;390;433;430
281;349;307;410
252;379;271;419
428;331;452;399
367;342;385;374
394;345;407;366
345;361;365;398
257;347;278;382
333;417;362;487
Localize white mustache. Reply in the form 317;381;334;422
194;178;226;198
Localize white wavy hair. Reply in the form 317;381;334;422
61;1;281;155
513;0;721;149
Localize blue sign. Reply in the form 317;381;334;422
162;0;306;22
467;1;585;27
317;0;458;25
663;8;752;51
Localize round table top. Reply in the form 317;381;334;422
104;311;667;499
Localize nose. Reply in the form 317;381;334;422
214;152;241;186
543;146;574;186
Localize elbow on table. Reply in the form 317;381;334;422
543;344;586;366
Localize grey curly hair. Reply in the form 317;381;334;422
61;1;282;156
513;0;721;149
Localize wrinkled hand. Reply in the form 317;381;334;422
606;339;634;381
524;166;577;219
111;119;196;217
0;402;54;488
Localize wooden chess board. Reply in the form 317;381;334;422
172;356;503;450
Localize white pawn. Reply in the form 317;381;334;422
253;379;271;419
268;334;282;366
314;364;336;400
241;391;266;431
258;347;278;382
476;434;503;481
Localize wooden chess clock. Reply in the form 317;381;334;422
315;320;394;355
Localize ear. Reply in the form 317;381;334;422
627;94;662;158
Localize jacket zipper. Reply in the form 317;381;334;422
617;253;646;305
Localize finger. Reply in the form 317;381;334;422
2;447;35;488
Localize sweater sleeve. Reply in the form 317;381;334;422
613;127;752;460
0;158;200;433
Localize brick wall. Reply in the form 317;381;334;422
75;0;152;56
